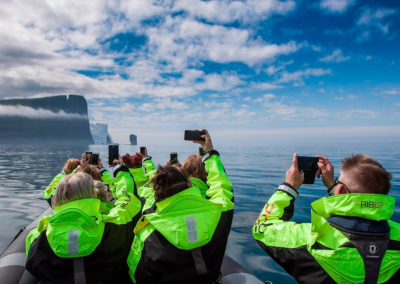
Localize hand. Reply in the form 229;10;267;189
98;158;104;169
316;155;335;189
285;153;304;190
193;129;214;152
81;153;89;166
107;155;121;168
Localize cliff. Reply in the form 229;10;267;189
0;95;94;144
90;123;113;145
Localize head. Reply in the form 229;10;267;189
334;154;392;195
52;172;95;208
122;153;143;169
151;165;190;202
181;154;207;182
62;158;80;175
93;180;111;202
76;164;101;181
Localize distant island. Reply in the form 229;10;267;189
0;95;94;144
130;134;137;145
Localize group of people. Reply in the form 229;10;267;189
24;129;400;283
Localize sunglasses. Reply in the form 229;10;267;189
329;177;352;195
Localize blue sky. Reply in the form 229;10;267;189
0;0;399;144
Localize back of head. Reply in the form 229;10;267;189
182;154;207;182
151;165;190;202
63;158;80;175
52;172;94;208
341;154;392;194
122;153;143;169
76;164;101;181
93;180;110;202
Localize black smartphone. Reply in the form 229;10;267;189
297;156;319;184
184;130;205;141
140;146;146;155
85;152;92;162
199;147;206;156
90;153;99;165
108;145;119;166
170;152;178;164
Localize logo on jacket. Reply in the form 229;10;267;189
367;242;378;255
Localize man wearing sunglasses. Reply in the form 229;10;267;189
253;153;400;284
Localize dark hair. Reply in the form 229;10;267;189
182;155;207;182
76;164;102;181
341;154;392;194
151;165;190;202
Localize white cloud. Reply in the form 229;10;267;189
173;0;296;24
0;104;87;119
356;6;398;41
320;0;356;13
319;49;350;63
381;89;400;95
276;68;331;84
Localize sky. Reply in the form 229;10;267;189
0;0;399;145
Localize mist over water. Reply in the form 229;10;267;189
0;141;399;282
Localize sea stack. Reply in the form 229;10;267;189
130;134;137;145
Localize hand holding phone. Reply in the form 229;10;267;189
184;130;206;141
140;146;147;156
185;129;214;152
297;156;319;184
199;147;206;156
90;153;99;166
108;145;119;166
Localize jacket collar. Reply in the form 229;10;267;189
311;193;395;221
53;198;101;217
156;186;201;212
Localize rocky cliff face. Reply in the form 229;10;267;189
0;95;94;144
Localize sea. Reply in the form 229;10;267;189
0;140;399;283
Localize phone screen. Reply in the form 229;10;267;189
170;152;178;164
108;145;119;166
199;147;206;156
184;130;205;141
140;146;146;155
91;153;99;165
86;152;92;162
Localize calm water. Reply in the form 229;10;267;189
0;141;399;283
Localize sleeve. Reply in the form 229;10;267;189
42;173;66;200
100;168;117;197
204;154;234;212
129;167;148;190
252;189;312;277
143;158;157;180
102;170;142;224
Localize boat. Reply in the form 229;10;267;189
0;209;264;284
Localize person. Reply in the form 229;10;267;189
25;168;142;283
42;158;80;203
182;154;208;198
76;164;102;181
253;153;400;283
127;129;234;283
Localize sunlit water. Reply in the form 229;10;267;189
0;141;399;283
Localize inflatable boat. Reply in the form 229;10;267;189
0;208;264;284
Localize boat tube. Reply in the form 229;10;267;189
0;208;264;284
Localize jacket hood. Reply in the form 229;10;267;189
312;193;395;220
144;187;222;250
190;177;208;199
46;198;105;258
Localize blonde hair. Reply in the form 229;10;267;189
93;180;110;202
52;172;95;208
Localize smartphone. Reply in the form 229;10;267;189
140;146;146;155
297;156;319;184
108;145;119;166
184;130;205;141
85;152;92;162
199;147;206;156
170;152;178;164
90;153;99;165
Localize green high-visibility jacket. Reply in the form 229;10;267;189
42;172;67;200
25;169;142;283
127;153;234;283
190;177;208;199
253;188;400;283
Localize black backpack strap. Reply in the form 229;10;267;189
73;257;86;284
191;247;208;275
343;232;390;284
